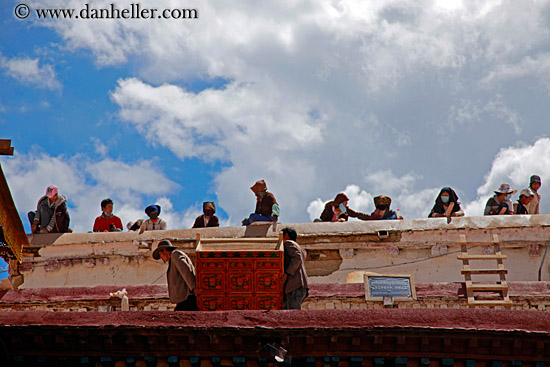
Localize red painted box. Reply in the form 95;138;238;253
195;235;284;311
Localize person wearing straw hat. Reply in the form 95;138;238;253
153;240;199;311
484;183;517;215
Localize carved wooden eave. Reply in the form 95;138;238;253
0;139;29;263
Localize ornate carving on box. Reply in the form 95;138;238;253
257;295;281;310
229;261;252;269
196;236;284;311
201;273;224;291
229;273;251;291
229;296;252;310
200;297;224;311
257;272;278;291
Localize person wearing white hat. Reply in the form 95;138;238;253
484;183;517;215
514;188;535;215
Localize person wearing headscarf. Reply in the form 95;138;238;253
242;180;280;225
140;204;167;233
484;183;516;215
428;187;464;218
318;193;371;222
369;195;399;220
192;201;220;228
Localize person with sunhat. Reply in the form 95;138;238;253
484;183;517;215
242;180;280;225
318;192;371;222
28;185;71;234
526;175;542;214
514;188;535;215
192;201;220;228
139;204;167;233
153;240;199;311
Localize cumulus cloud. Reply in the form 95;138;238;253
0;53;61;90
2;152;196;233
22;0;550;223
463;138;550;216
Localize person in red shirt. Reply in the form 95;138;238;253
93;198;123;232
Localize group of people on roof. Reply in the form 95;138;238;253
26;175;543;234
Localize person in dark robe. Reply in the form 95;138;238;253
428;187;464;218
192;201;220;228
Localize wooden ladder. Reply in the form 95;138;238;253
457;234;512;308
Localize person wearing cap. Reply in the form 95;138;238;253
139;204;167;233
484;183;516;215
526;175;542;214
192;202;220;228
280;227;309;309
153;240;199;311
369;195;399;220
514;188;535;215
428;187;465;218
93;198;123;232
242;180;280;225
318;193;371;222
28;185;71;234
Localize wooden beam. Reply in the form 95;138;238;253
0;162;29;263
0;140;14;156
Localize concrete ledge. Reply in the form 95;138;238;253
26;215;550;247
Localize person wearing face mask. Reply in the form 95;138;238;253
93;198;123;232
192;201;220;228
140;204;167;233
369;195;399;220
318;193;371;222
484;183;517;215
242;180;280;225
428;187;464;218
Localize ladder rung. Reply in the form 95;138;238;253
468;300;513;306
458;242;502;246
457;255;507;260
467;284;509;291
461;269;508;275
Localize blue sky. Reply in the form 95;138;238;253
1;0;550;277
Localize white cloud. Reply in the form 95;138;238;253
447;95;524;134
2;153;196;233
0;53;61;90
21;0;550;224
463;137;550;216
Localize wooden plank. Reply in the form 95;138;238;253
468;300;513;306
456;242;503;246
457;255;507;260
467;284;509;291
200;238;279;243
461;269;508;275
